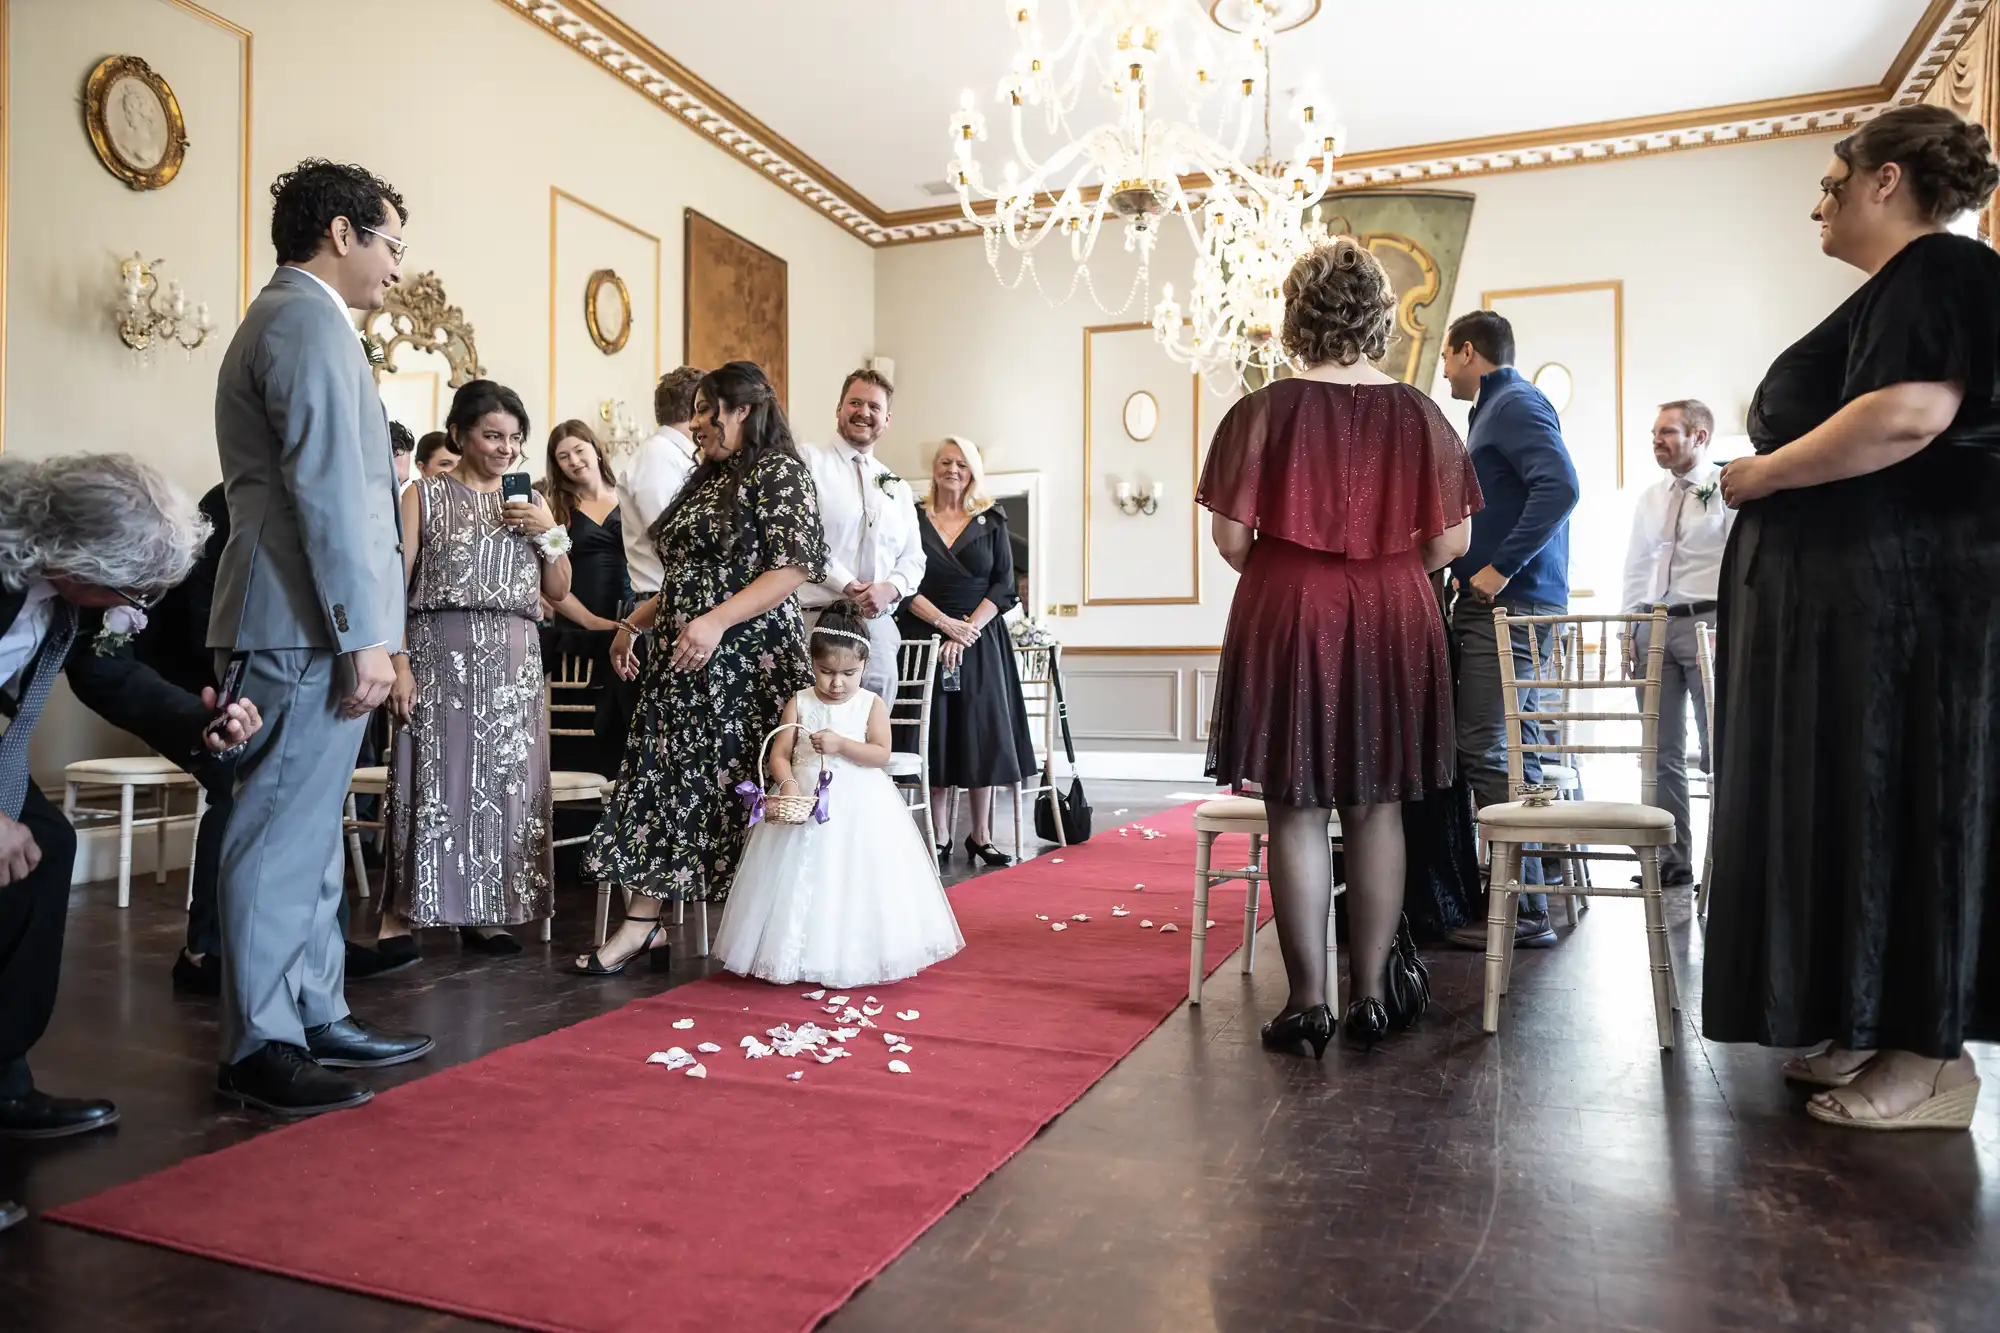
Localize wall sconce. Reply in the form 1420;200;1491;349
598;397;641;458
116;253;213;356
1110;476;1163;516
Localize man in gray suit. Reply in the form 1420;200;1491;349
209;159;431;1117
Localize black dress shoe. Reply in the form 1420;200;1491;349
0;1199;25;1232
0;1089;120;1140
217;1043;371;1117
305;1015;434;1069
1630;866;1696;888
459;926;522;957
346;934;420;980
172;950;222;996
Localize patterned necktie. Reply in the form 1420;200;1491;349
853;456;878;586
0;599;78;819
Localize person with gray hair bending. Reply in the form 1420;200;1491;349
0;454;263;1232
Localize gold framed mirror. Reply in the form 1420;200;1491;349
358;271;484;388
1122;390;1160;442
585;268;631;355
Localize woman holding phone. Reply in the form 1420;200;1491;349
351;380;572;974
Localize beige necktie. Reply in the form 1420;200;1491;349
853;456;878;585
1652;479;1691;605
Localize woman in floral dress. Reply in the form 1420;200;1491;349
578;361;826;974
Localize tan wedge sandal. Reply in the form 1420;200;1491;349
1806;1069;1981;1132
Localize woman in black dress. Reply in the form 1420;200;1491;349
1706;105;2000;1131
898;437;1039;867
540;420;633;775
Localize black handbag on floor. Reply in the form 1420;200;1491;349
1034;658;1093;845
1384;913;1432;1030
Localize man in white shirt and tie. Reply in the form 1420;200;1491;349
803;368;924;698
1622;398;1735;887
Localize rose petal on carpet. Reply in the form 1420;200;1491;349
50;804;1270;1333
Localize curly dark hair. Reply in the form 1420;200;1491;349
654;366;704;427
1835;105;2000;224
269;159;408;265
1280;238;1398;368
388;420;415;456
654;361;802;549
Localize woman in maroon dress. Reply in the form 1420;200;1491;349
1199;239;1481;1056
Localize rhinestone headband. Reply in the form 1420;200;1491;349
811;627;870;645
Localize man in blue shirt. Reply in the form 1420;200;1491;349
1440;311;1581;949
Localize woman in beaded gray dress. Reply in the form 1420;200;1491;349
360;381;573;969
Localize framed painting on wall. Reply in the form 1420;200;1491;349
684;210;788;411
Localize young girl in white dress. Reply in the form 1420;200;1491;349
713;602;965;987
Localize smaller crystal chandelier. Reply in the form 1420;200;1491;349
116;253;215;356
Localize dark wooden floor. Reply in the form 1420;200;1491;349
3;780;1996;1332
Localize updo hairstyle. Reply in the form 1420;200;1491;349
1279;236;1397;369
1835;104;2000;224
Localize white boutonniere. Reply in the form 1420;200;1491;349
1694;482;1719;508
93;605;148;656
874;471;903;498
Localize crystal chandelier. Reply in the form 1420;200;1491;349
1152;23;1337;394
946;0;1342;314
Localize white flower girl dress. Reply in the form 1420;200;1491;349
713;687;965;987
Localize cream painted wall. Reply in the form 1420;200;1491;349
6;0;875;813
874;132;1866;648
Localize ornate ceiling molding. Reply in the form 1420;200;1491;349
500;0;1987;249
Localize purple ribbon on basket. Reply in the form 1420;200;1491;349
811;769;832;824
734;780;767;826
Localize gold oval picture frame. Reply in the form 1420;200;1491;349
84;55;188;192
585;268;632;356
1532;361;1575;413
1122;390;1160;442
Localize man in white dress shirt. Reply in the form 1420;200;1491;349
618;366;705;603
605;367;704;753
803;369;924;698
1621;399;1736;887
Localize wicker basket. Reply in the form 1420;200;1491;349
759;722;820;825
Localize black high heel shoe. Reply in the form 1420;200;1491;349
569;915;671;976
1342;997;1391;1051
963;837;1014;868
1259;1004;1335;1060
936;841;952;865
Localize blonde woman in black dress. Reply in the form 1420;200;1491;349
898;437;1039;867
1706;106;2000;1131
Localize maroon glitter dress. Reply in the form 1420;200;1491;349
1198;379;1482;808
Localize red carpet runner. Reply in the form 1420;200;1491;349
53;804;1264;1332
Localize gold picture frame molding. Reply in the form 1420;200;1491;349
1081;321;1203;608
1483;279;1626;489
0;0;252;455
548;187;663;433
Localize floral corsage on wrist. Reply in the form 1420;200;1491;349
1693;481;1720;508
874;470;904;497
531;526;573;564
92;605;148;657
